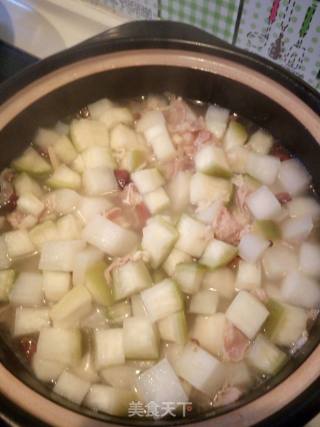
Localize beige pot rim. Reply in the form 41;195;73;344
0;48;319;427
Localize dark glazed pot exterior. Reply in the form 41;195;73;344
0;20;319;427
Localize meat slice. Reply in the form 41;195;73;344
223;320;250;362
212;206;243;245
213;386;243;407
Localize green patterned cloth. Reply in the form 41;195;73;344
160;0;240;42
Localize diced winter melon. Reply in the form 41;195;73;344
246;334;287;375
202;268;235;299
13;307;50;336
32;352;65;382
50;285;92;328
34;127;60;151
121;149;146;172
281;270;320;309
82;215;138;257
43;271;71;302
94;329;125;369
9;272;43;306
176;342;226;396
110;123;140;152
136;358;188;412
287;197;320;221
29;220;58;249
235;261;261;291
163;248;192;277
53;370;91;405
175;214;208;258
83;167;118;196
72;246;104;286
189;290;219;315
246;152;280;185
199;239;237;269
299;242;320;278
223;121;248;151
226;291;269;339
253;220;281;242
174;262;205;295
39;240;85;272
112;259;152;301
82;146;115;170
0;269;15;301
195;200;222;225
85;384;135;416
140;279;183;322
12;147;51;176
54;121;69;136
131;294;148;317
53;135;77;164
4;229;35;259
85;260;112;306
190;313;226;358
123;317;159;359
158;311;187;345
100;365;137;390
17;193;44;217
141;217;178;268
14;173;43;198
106;300;131;326
56;214;82;240
71;154;85;173
264;299;308;347
80;307;107;330
238;232;270;263
195;145;231;178
278;159;311;196
262;243;298;280
70;119;109;152
72;352;99;383
225;361;253;388
131;168;164;194
88;98;113;120
143;187;170;214
100;107;133;129
77;197;113;224
190;173;233;206
152;268;167;284
205;105;229;139
246;186;281;220
46;165;81;190
247;129;273;154
281;215;313;243
166;171;191;213
226;147;251;174
0;237;11;270
37;327;82;365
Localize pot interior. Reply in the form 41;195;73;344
0;59;320;426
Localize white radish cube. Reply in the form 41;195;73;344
77;197;113;224
39;240;85;272
82;215;138;257
94;329;125;369
43;271;71;302
4;230;35;258
163;248;192;277
281;215;313;243
246;186;281;220
246;152;280;185
176;342;226;396
32;353;65;382
190;313;226;358
85;385;135;416
142;217;178;268
287;197;320;220
14;307;50;336
17;193;44;217
143;187;170;214
235;261;261;291
199;239;237;269
123;317;159;359
54;371;91;405
278;159;311;196
189;290;219;315
262;243;298;280
299;242;320;278
190;173;233;206
82;146;115;169
50;189;80;215
72;246;103;286
195;145;231;177
131;168;164;194
175;214;208;258
202;268;235;299
141;279;183;322
238;232;270;263
281;270;320;309
70;119;109;151
166;171;191;213
205;105;229;139
83;167;118;196
226;291;269;339
9;272;43;306
37;327;82;365
136;358;187;413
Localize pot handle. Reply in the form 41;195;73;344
76;20;230;49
